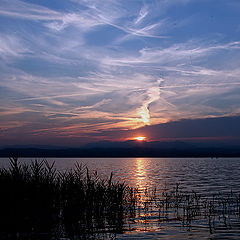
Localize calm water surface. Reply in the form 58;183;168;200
1;157;240;239
1;157;239;193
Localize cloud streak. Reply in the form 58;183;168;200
0;0;240;145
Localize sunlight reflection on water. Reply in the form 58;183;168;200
1;157;240;195
135;158;147;191
1;157;240;239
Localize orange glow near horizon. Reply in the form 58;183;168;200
133;136;146;141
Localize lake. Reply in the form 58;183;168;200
1;157;240;239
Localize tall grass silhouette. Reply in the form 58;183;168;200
1;158;240;239
0;158;128;239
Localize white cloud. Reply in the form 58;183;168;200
0;35;30;59
134;5;149;25
1;0;240;140
0;0;61;21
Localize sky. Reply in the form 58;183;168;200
0;0;240;146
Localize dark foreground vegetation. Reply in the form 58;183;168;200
0;158;131;240
1;158;240;239
130;185;240;235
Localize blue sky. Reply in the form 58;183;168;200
0;0;240;145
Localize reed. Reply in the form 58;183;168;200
1;158;240;239
0;158;130;240
129;184;240;234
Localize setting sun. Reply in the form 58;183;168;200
133;136;146;141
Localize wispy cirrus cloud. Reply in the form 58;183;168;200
1;0;240;145
0;0;167;39
101;41;240;67
0;35;31;59
0;0;61;20
134;5;149;25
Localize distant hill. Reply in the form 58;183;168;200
1;140;240;158
1;115;240;158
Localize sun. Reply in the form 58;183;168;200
133;136;146;141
